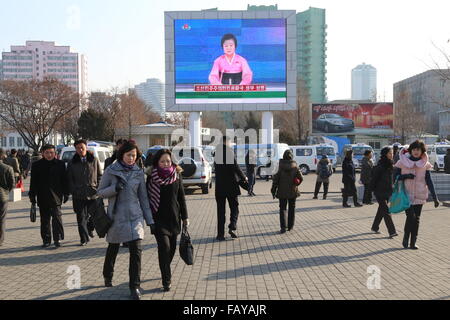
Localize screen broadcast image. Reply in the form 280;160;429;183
174;19;287;104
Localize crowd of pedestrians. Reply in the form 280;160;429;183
0;137;445;299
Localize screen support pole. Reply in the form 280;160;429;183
261;111;274;145
189;112;202;147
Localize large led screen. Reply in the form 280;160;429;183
174;19;287;104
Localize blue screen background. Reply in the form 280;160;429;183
174;19;286;85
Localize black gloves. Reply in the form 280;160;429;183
115;180;126;192
399;174;415;180
63;195;69;204
149;224;156;235
434;199;440;208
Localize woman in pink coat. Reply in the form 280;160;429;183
209;34;253;85
394;140;440;250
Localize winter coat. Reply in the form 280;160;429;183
67;151;102;200
104;151;117;170
214;144;246;197
316;158;333;183
271;160;303;199
4;155;21;178
245;152;257;176
342;158;356;184
28;158;69;208
370;159;394;201
97;161;154;244
0;160;14;203
444;154;450;174
145;166;188;236
360;157;374;185
394;150;432;205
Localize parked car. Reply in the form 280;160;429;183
60;145;112;171
201;145;216;173
313;113;355;133
290;144;337;175
428;143;450;172
172;146;213;194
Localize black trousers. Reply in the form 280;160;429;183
404;205;423;247
247;172;256;194
343;183;359;205
216;195;239;237
314;181;329;197
0;201;8;246
103;239;142;290
155;233;178;287
39;206;64;244
371;198;396;235
279;198;296;230
363;184;373;204
73;199;96;244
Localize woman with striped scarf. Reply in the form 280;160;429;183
145;149;189;292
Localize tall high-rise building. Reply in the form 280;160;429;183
1;41;88;95
134;78;166;118
297;7;327;103
352;63;377;101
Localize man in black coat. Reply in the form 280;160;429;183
0;148;15;246
342;150;362;208
214;136;247;241
29;145;69;248
444;149;450;174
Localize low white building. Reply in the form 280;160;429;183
0;130;63;151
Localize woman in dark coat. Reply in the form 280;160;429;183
271;150;303;233
369;147;397;238
360;150;374;205
146;149;189;292
342;150;362;208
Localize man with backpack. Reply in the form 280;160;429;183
313;155;333;200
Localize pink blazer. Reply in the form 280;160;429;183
209;54;253;85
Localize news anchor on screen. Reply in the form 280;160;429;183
209;34;253;85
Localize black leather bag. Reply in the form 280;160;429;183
30;203;37;223
94;198;113;238
235;173;249;191
179;226;194;265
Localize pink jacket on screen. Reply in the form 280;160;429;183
209;54;253;85
394;150;432;205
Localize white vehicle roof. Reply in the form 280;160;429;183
61;146;110;152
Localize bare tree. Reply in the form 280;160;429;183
0;78;81;152
394;88;428;144
430;42;450;81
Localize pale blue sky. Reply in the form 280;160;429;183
1;0;449;101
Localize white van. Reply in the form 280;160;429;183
60;145;113;171
427;143;450;172
290;144;338;175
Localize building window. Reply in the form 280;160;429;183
1;137;6;147
17;137;23;147
9;137;15;147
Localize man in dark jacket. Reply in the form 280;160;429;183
342;150;363;208
0;148;15;246
29;145;69;248
104;139;126;170
67;139;102;246
369;147;397;237
4;149;21;184
214;136;247;241
444;149;450;174
360;150;374;205
245;150;257;197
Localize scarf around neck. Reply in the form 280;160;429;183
119;160;135;171
148;165;177;214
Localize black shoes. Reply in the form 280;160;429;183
42;243;51;248
323;195;327;200
88;231;95;238
343;203;351;208
163;284;171;292
251;192;256;196
280;229;287;234
228;230;238;239
54;241;61;248
410;245;419;250
216;236;225;241
354;203;363;207
371;228;381;234
104;278;113;287
80;242;87;246
389;233;398;239
313;196;318;200
130;288;142;300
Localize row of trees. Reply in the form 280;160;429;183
0;78;162;152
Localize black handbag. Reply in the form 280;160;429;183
30;203;37;223
94;198;113;238
179;225;194;265
235;173;249;191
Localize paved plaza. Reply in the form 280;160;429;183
0;172;449;300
